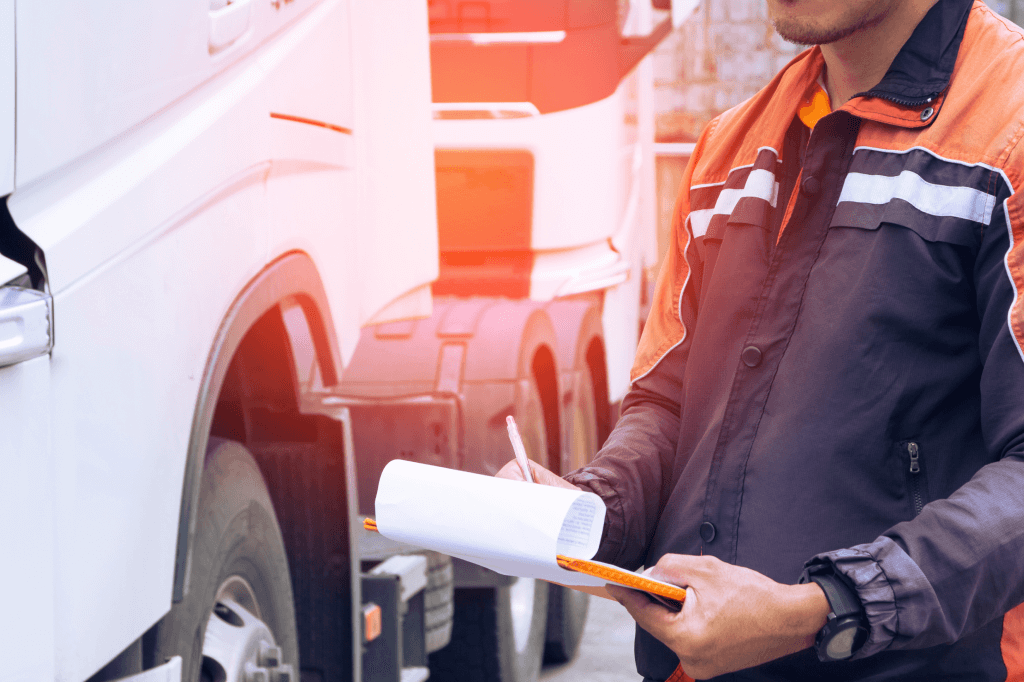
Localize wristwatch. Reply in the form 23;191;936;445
807;569;868;662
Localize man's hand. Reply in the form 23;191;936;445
607;554;830;679
495;458;581;491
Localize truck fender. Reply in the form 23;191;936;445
172;251;341;603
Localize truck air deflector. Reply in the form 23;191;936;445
429;0;673;113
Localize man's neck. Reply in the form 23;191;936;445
821;0;941;107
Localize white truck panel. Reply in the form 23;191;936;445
264;0;362;364
348;0;439;343
47;185;268;680
14;1;208;188
8;1;344;294
13;0;324;189
432;91;626;252
0;357;56;682
0;251;23;283
0;0;12;196
433;69;654;401
6;3;354;678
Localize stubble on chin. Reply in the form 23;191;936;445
768;0;894;46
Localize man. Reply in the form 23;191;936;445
498;0;1024;678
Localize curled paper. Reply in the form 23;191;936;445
375;460;607;587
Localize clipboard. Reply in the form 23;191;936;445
364;518;685;612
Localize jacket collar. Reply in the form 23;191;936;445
855;0;973;106
843;0;974;127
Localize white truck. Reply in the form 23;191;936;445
0;1;683;681
342;1;688;682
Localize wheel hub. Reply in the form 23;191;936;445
202;577;294;682
509;576;537;654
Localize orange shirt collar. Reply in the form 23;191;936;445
798;79;832;129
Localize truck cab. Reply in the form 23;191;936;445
0;2;437;680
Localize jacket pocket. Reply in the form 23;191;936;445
898;440;930;517
830;196;982;250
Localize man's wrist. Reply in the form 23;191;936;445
786;582;831;648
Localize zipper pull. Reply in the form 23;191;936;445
908;442;920;474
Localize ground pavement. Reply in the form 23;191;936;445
540;594;643;682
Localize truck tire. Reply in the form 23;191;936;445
544;368;598;663
147;439;299;681
430;370;549;682
429;580;549;682
424;551;455;653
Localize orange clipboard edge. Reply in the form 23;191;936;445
556;555;686;611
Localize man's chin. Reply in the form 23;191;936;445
769;0;894;46
771;21;854;46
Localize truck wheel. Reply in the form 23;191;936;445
148;439;299;681
430;370;549;682
429;580;549;682
424;551;455;653
544;368;598;663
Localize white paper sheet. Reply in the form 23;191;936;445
375;460;608;587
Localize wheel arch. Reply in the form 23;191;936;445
530;343;561;476
172;250;342;603
585;334;610;447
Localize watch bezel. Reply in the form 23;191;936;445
815;614;868;661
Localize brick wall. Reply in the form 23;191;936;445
650;0;801;266
653;0;801;142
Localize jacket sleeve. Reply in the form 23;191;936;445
564;342;687;569
563;122;717;570
803;161;1024;657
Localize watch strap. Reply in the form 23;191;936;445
808;570;867;661
809;572;862;620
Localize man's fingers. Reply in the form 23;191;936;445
495;459;583;490
530;461;583;490
647;553;718;588
495;459;527;481
607;585;678;639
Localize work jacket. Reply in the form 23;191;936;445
566;1;1024;679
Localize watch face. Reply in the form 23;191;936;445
826;621;860;660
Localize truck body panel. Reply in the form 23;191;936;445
1;1;437;679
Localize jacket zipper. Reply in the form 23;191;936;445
850;90;939;108
906;441;925;515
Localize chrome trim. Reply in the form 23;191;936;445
430;30;566;45
0;286;53;367
653;142;697;157
432;101;540;120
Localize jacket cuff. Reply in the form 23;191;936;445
803;536;935;659
563;469;623;564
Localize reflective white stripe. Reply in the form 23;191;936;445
688;168;779;237
838;170;997;225
850;145;1022;363
689;209;713;237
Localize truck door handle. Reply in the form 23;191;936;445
209;0;254;54
0;286;53;367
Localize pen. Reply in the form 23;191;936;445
506;415;535;483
